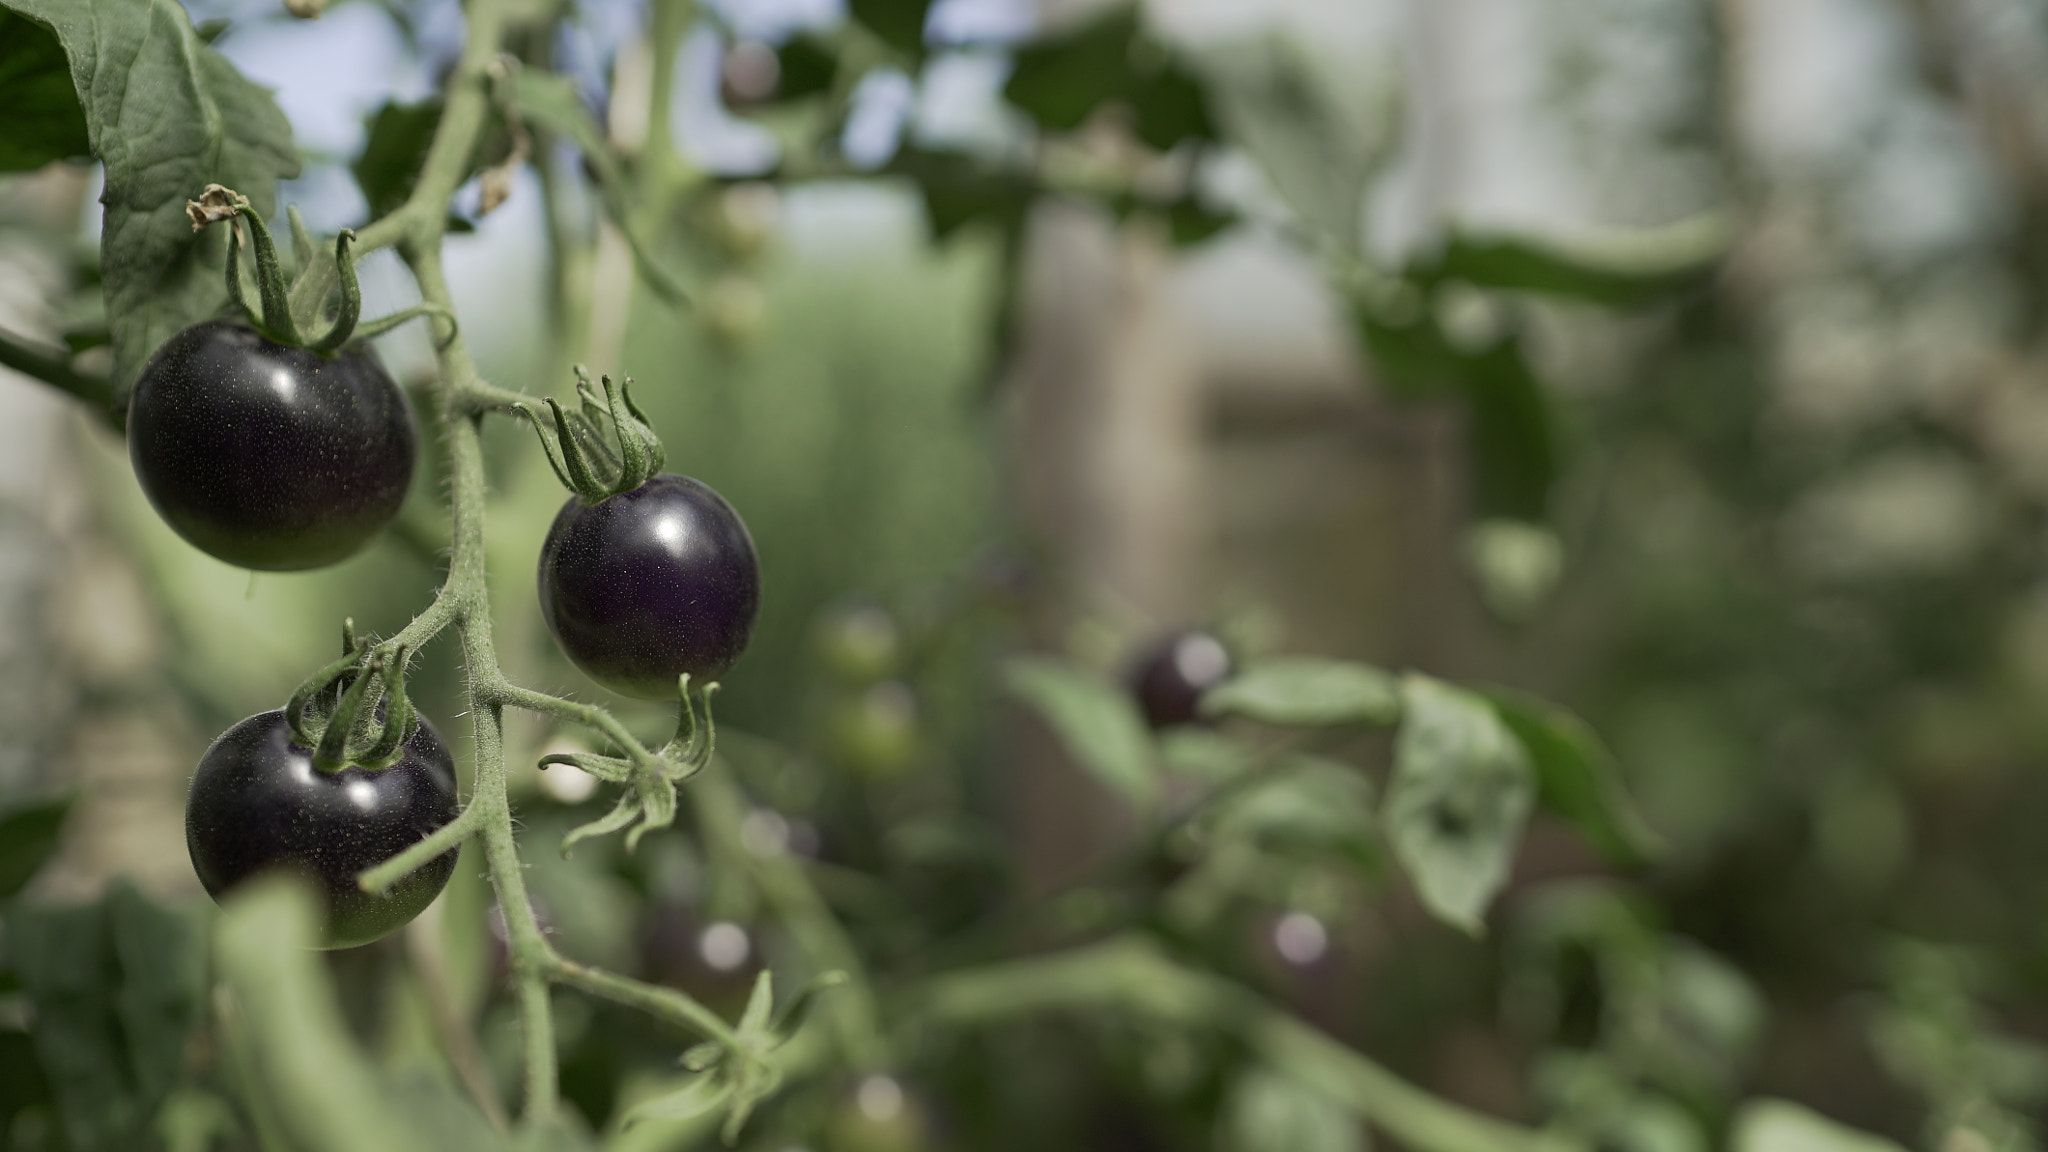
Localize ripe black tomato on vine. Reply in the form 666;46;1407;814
127;318;417;571
1128;630;1234;729
185;709;459;949
537;473;760;700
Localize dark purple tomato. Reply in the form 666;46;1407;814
127;319;417;571
1128;630;1234;729
537;473;761;700
185;709;458;949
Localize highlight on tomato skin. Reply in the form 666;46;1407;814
536;472;762;700
126;318;418;572
184;709;459;949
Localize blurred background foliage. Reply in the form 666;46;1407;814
3;0;2048;1149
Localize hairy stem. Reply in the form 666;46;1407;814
544;954;741;1045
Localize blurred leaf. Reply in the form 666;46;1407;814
1384;675;1535;934
0;795;70;900
1195;30;1400;245
1221;1065;1362;1152
1433;215;1728;307
5;901;141;1151
891;147;1035;242
1158;728;1252;781
1353;298;1466;399
1005;6;1140;132
1487;690;1662;868
154;1089;239;1152
1201;657;1399;727
353;99;444;220
1127;54;1217;151
213;876;436;1152
1166;197;1233;247
3;0;301;387
1465;338;1557;522
0;11;89;171
1209;756;1377;865
1006;657;1159;810
774;34;837;102
1004;6;1216;150
0;1029;54;1141
622;1074;734;1127
849;0;930;58
1730;1100;1908;1152
106;883;204;1103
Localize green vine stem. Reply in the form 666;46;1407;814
292;0;797;1129
913;935;1587;1152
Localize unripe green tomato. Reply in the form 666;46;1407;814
814;602;904;684
827;681;919;781
701;274;768;349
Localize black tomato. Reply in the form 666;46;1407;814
1128;630;1234;729
537;473;760;700
185;709;459;949
127;319;417;571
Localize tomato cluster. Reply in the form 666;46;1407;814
152;303;761;943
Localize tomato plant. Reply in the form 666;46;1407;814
127;318;416;571
6;1;1973;1151
184;709;457;948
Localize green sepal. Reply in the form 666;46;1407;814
305;229;361;354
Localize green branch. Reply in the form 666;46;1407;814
914;935;1587;1152
0;326;116;420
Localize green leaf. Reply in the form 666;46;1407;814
1222;1066;1362;1152
1005;657;1159;810
1005;7;1140;132
1486;690;1662;868
0;1029;54;1140
1200;657;1400;727
1730;1101;1908;1152
891;147;1035;242
1194;30;1400;246
1166;197;1233;247
773;34;838;102
0;11;89;171
5;901;140;1152
1434;214;1729;307
353;99;444;220
1464;338;1557;522
105;882;204;1104
1127;55;1217;152
3;0;301;388
1210;756;1377;865
848;0;930;58
1384;675;1535;934
1353;297;1466;399
212;876;433;1152
0;795;70;900
623;1074;735;1127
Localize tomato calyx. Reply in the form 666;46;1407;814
185;183;452;355
284;617;419;773
517;367;668;502
546;673;722;855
